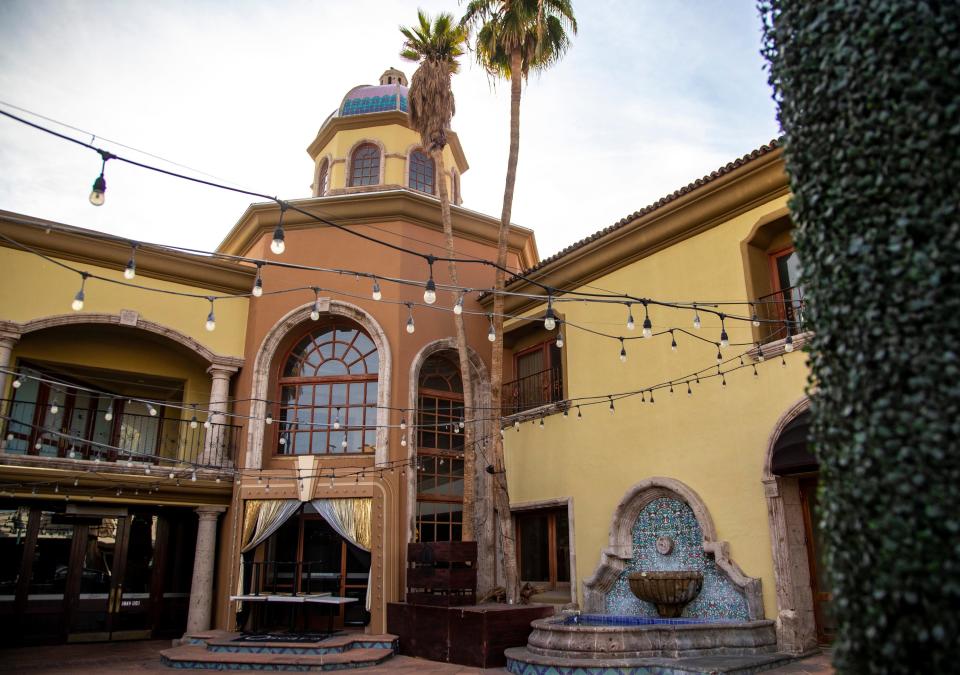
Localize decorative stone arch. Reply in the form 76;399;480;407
762;397;819;654
583;476;764;620
404;338;495;592
245;299;392;469
312;153;333;196
11;313;242;369
345;138;386;187
402;143;437;195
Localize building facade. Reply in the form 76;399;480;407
1;67;823;656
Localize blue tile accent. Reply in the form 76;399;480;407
605;497;749;620
341;94;407;116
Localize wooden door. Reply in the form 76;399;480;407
799;476;834;643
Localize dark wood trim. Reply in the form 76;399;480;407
14;506;41;622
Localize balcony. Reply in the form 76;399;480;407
756;285;805;340
0;399;239;470
502;366;564;417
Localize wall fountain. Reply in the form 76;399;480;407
505;478;793;675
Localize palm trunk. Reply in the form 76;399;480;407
488;47;523;604
432;150;477;542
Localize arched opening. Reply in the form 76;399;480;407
349;143;381;187
408;150;435;195
314;158;330;197
741;209;804;343
765;403;832;650
414;350;464;542
269;319;379;456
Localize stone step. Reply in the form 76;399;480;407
505;646;801;675
206;633;398;655
161;644;394;671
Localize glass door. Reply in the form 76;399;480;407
66;513;156;642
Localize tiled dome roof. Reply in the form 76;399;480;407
338;69;409;117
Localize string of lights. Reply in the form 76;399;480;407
0;106;802;325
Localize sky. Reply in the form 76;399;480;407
0;0;780;261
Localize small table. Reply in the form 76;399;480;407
231;593;356;634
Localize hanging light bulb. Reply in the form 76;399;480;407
670;331;678;352
190;404;198;429
716;346;723;364
608;397;615;414
68;446;76;459
341;437;348;449
329;473;335;488
693;304;702;330
556;329;564;349
562;408;569;418
104;404;113;421
203;418;211;429
453;294;464;315
487;314;496;342
687;381;693;395
784;334;795;353
270;203;287;255
543;295;556;331
265;412;273;425
405;304;415;334
756;343;765;362
400;418;407;431
205;298;216;332
50;400;59;415
72;273;88;311
252;264;264;297
649;390;655;404
641;302;652;338
619;338;627;362
310;288;321;320
626;304;635;331
12;376;22;389
538;417;545;429
88;150;113;206
191;471;197;482
669;383;675;394
169;471;175;480
147;404;157;417
753;364;759;378
400;435;407;447
719;314;729;348
423;259;437;305
74;477;79;487
751;304;760;327
514;419;520;431
371;278;382;301
333;410;341;430
577;406;583;419
124;243;138;280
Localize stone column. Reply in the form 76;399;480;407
184;505;227;636
202;365;237;466
0;331;21;400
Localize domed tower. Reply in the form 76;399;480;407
306;68;468;203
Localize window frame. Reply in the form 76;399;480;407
408;149;436;195
315;158;330;196
515;508;571;590
271;321;379;457
348;143;381;187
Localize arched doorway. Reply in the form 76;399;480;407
764;401;833;651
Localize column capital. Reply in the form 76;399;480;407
195;505;227;520
207;364;239;379
0;332;21;347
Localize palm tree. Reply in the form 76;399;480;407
400;11;480;542
461;0;577;604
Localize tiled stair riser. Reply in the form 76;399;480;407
161;655;392;671
207;640;396;655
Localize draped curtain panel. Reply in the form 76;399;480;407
312;498;373;610
237;499;302;599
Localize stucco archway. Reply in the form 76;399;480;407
245;299;392;469
762;397;819;653
583;476;764;619
405;338;494;592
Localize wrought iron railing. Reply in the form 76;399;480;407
0;399;239;469
756;285;805;339
502;366;564;416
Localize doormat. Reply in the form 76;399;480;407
233;632;343;643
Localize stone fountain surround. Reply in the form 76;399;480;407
503;478;779;671
582;476;765;619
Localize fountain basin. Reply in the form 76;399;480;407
627;570;703;618
520;613;776;660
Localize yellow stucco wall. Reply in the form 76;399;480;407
503;194;804;620
0;247;248;358
317;124;460;196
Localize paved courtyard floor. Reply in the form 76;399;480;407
0;640;833;674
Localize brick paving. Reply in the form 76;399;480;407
0;639;832;673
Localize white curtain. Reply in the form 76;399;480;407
311;498;373;610
237;499;302;602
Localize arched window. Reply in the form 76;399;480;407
409;150;435;194
415;351;464;542
276;321;379;455
349;143;380;187
315;158;329;196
